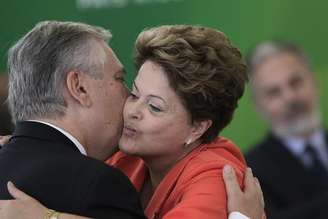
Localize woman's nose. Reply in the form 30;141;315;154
127;100;143;121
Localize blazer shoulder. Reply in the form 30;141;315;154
245;135;283;170
71;154;135;188
71;156;145;218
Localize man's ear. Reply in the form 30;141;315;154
188;119;213;143
66;70;92;107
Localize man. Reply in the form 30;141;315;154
0;21;264;219
245;40;328;218
0;20;145;219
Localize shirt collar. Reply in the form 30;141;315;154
29;120;87;156
281;129;325;157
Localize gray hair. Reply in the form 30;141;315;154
7;21;112;122
246;41;312;75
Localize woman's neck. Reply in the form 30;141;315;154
143;140;202;192
145;158;174;188
140;163;173;209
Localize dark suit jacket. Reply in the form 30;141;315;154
245;133;328;219
0;121;146;219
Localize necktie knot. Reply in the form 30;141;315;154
305;143;320;163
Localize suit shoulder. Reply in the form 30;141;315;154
68;156;144;218
245;135;282;174
71;154;130;180
245;135;274;159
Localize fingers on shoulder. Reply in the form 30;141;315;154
223;165;242;196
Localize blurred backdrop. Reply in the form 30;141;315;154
0;0;327;150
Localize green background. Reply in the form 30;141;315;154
1;0;327;151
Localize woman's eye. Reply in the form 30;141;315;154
149;104;162;112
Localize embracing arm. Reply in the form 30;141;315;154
0;135;11;146
0;182;89;219
0;135;144;219
0;168;264;219
0;168;144;219
0;136;87;219
0;132;264;219
0;136;95;218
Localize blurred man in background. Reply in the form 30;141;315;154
245;40;328;218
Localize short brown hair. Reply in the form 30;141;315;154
134;25;247;143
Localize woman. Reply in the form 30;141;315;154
106;25;248;218
0;25;254;219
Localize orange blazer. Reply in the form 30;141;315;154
106;137;246;219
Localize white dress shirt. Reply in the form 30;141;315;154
29;120;87;155
229;211;250;219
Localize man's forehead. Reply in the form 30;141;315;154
254;55;307;79
105;46;124;69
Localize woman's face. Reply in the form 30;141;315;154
119;60;194;162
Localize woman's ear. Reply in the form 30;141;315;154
188;119;213;143
66;70;92;107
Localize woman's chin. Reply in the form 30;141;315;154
119;140;139;155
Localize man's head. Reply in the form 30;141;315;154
247;41;321;138
7;21;128;160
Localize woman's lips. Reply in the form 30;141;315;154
123;125;137;137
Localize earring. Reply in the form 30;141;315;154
184;139;192;148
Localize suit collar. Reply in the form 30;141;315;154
279;129;326;157
265;132;310;172
29;120;87;155
11;121;80;153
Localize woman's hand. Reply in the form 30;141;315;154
0;135;11;146
0;182;91;219
0;181;48;219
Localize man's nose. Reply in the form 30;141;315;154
283;87;298;103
